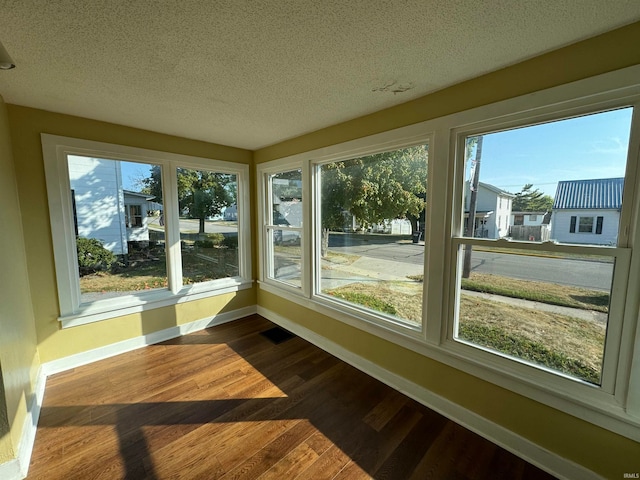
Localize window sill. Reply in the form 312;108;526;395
59;279;254;328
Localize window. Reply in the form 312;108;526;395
453;107;633;386
579;216;594;233
43;135;251;326
176;168;240;283
571;215;605;235
264;169;303;288
125;204;143;228
316;144;428;328
67;155;167;304
258;66;640;439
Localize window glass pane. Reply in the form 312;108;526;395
319;144;428;327
455;246;613;384
462;108;632;246
68;156;167;302
270;229;302;287
265;169;303;288
270;170;302;227
578;216;594;233
177;168;239;284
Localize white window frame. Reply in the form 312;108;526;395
125;204;143;228
578;215;595;233
310;141;430;335
258;65;640;441
43;134;252;327
260;163;307;295
257;125;433;343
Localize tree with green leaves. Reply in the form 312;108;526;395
140;166;235;234
512;184;553;212
320;145;428;254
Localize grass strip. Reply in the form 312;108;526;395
407;273;609;313
458;322;600;384
460;275;609;313
326;290;397;315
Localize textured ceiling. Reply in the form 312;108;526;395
1;1;639;150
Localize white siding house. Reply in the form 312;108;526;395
123;190;155;244
68;155;156;255
68;155;127;254
510;212;547;226
465;181;514;239
550;177;623;246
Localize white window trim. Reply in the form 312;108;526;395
258;125;434;340
257;64;640;442
258;160;310;297
42;134;252;327
578;215;595;233
310;139;431;336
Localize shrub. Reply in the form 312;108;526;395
222;235;238;249
194;239;215;248
195;233;226;249
205;233;225;244
76;237;116;275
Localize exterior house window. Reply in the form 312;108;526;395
529;214;537;222
570;215;605;234
125;204;143;228
42;135;251;327
578;216;594;232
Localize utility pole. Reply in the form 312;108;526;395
462;136;483;278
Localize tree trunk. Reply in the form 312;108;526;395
321;228;329;257
463;136;483;278
199;217;206;234
407;214;419;235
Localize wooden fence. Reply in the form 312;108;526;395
508;225;550;242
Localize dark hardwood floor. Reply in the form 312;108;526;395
28;315;557;479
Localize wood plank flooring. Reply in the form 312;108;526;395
27;315;557;479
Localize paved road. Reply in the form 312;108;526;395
328;235;613;291
149;217;238;234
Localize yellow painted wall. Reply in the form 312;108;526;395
6;105;256;363
254;23;640;478
0;97;40;463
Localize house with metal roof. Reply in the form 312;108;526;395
550;177;624;245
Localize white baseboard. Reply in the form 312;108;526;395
42;305;257;376
1;305;255;479
257;305;603;480
0;459;20;480
0;365;47;480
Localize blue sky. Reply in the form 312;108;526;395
472;107;633;197
120;162;152;191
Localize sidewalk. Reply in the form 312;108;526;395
322;253;607;323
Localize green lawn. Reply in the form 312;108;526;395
326;275;606;384
79;245;238;293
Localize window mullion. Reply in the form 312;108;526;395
424;130;448;344
163;162;182;294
